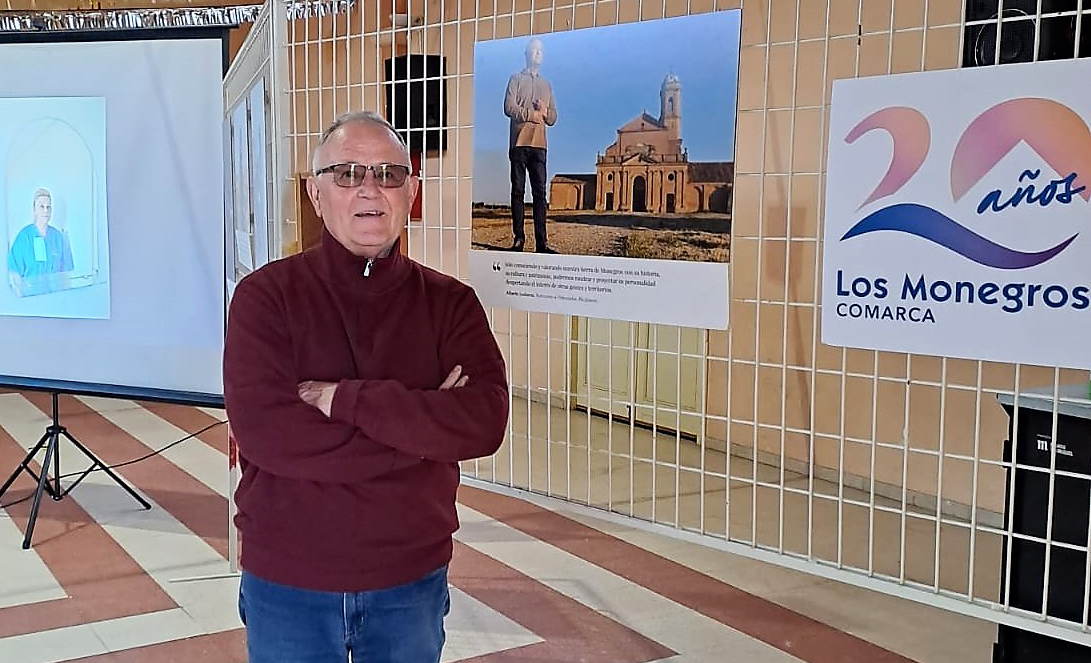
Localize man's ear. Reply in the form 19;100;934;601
305;176;322;218
407;175;420;208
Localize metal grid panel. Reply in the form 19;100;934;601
223;0;274;571
271;0;1091;646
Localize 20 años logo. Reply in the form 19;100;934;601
833;97;1091;324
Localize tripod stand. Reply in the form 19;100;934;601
0;392;150;549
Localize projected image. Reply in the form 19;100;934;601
8;188;73;286
0;97;109;319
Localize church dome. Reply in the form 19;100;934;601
663;73;680;85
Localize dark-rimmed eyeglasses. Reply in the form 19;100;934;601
314;162;412;188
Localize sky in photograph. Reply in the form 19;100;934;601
471;10;741;204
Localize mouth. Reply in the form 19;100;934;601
354;210;386;219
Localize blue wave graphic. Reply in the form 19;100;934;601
840;203;1077;269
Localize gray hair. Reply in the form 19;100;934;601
311;111;408;173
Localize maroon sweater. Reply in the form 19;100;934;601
223;229;509;592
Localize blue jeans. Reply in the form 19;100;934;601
238;566;450;663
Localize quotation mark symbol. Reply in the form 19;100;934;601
492;262;502;272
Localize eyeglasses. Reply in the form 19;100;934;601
314;162;412;188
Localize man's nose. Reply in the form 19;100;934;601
354;171;383;196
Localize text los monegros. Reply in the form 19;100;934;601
834;270;1089;323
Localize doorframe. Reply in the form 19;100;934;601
570;316;706;440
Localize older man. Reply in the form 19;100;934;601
7;188;74;294
223;111;509;663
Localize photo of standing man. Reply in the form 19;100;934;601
504;37;558;253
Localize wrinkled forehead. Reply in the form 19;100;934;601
319;122;409;167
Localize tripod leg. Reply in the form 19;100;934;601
22;432;59;549
0;430;51;500
62;430;151;510
52;429;61;501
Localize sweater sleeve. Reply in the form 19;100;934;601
543;82;557;126
328;285;509;463
223;275;404;483
503;75;529;122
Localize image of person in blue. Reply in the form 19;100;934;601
7;188;73;295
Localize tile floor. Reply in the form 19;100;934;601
0;390;1007;662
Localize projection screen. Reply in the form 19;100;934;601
0;29;227;406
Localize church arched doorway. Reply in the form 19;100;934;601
632;176;647;212
709;186;731;213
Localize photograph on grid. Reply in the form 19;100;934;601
226;77;271;283
470;9;741;261
1;97;110;319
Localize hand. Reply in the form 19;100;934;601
528;110;544;124
298;380;337;417
533;99;542;111
439;365;469;390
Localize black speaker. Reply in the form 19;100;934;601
993;400;1091;662
999;410;1090;622
383;54;447;153
994;624;1091;663
962;0;1083;67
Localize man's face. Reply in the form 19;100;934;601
306;122;419;258
33;196;51;225
526;40;543;67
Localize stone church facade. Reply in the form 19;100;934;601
549;74;733;215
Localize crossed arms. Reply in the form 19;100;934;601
223;277;509;484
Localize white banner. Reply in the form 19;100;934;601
468;250;729;329
822;58;1091;369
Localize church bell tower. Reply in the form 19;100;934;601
660;73;682;142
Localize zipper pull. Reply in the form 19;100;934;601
362;258;374;278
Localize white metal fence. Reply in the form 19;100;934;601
265;0;1091;647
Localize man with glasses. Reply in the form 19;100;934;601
223;110;509;663
7;188;74;296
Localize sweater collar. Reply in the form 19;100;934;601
308;227;412;294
